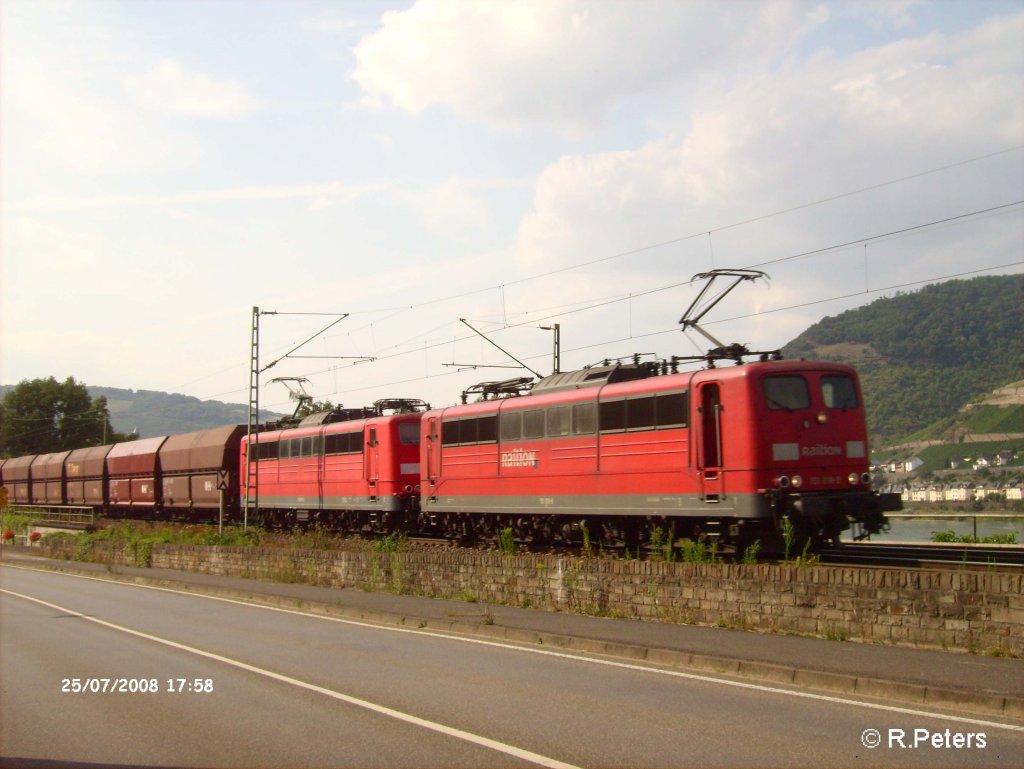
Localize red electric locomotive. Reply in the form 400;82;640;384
420;359;898;552
241;400;428;530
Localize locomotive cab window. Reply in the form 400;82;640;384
764;376;810;411
399;422;421;445
821;375;859;410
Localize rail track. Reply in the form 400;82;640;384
10;510;1024;570
818;541;1024;570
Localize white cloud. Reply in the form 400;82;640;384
844;0;924;30
124;59;260;118
302;17;362;35
0;4;203;176
352;0;828;133
8;182;364;213
509;11;1024;349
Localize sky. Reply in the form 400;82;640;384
2;0;1022;417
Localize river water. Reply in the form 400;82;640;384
842;515;1023;543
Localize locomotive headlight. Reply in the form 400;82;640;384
776;475;790;489
816;412;828;424
791;475;803;488
848;472;859;486
861;472;871;485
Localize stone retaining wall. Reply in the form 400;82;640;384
36;540;1023;656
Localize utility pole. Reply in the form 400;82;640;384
244;309;357;529
540;324;561;374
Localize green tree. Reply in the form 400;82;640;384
294;399;334;420
0;377;126;456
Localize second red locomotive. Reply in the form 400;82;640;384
419;358;897;552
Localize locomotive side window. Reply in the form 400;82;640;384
655;391;688;427
599;400;626;432
547;406;570;437
523;410;545;439
822;375;859;410
442;416;498;446
442;420;461;446
500;411;522;441
325;432;363;455
764;376;810;411
280;440;292;459
598;394;687;432
626;396;655;431
256;441;279;461
301;437;315;457
572;402;597;435
477;415;497;444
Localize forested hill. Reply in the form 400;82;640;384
0;385;283;439
782;274;1024;445
92;387;285;438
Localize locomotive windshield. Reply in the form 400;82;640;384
764;376;810;411
399;421;420;445
764;373;860;412
821;375;859;410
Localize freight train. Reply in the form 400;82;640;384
0;357;900;555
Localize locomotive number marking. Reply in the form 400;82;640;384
810;476;841;486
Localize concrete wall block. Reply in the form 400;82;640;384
32;540;1023;654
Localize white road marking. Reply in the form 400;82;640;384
4;563;1023;734
0;585;580;769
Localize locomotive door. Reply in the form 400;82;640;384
425;416;441;488
698;383;724;500
366;426;379;489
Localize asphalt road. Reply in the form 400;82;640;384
1;564;1021;769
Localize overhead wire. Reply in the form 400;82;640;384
269;200;1024;382
193;146;1024;406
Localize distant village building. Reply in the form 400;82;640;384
945;485;970;502
974;455;994;470
974;485;1002;501
995;450;1016;467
